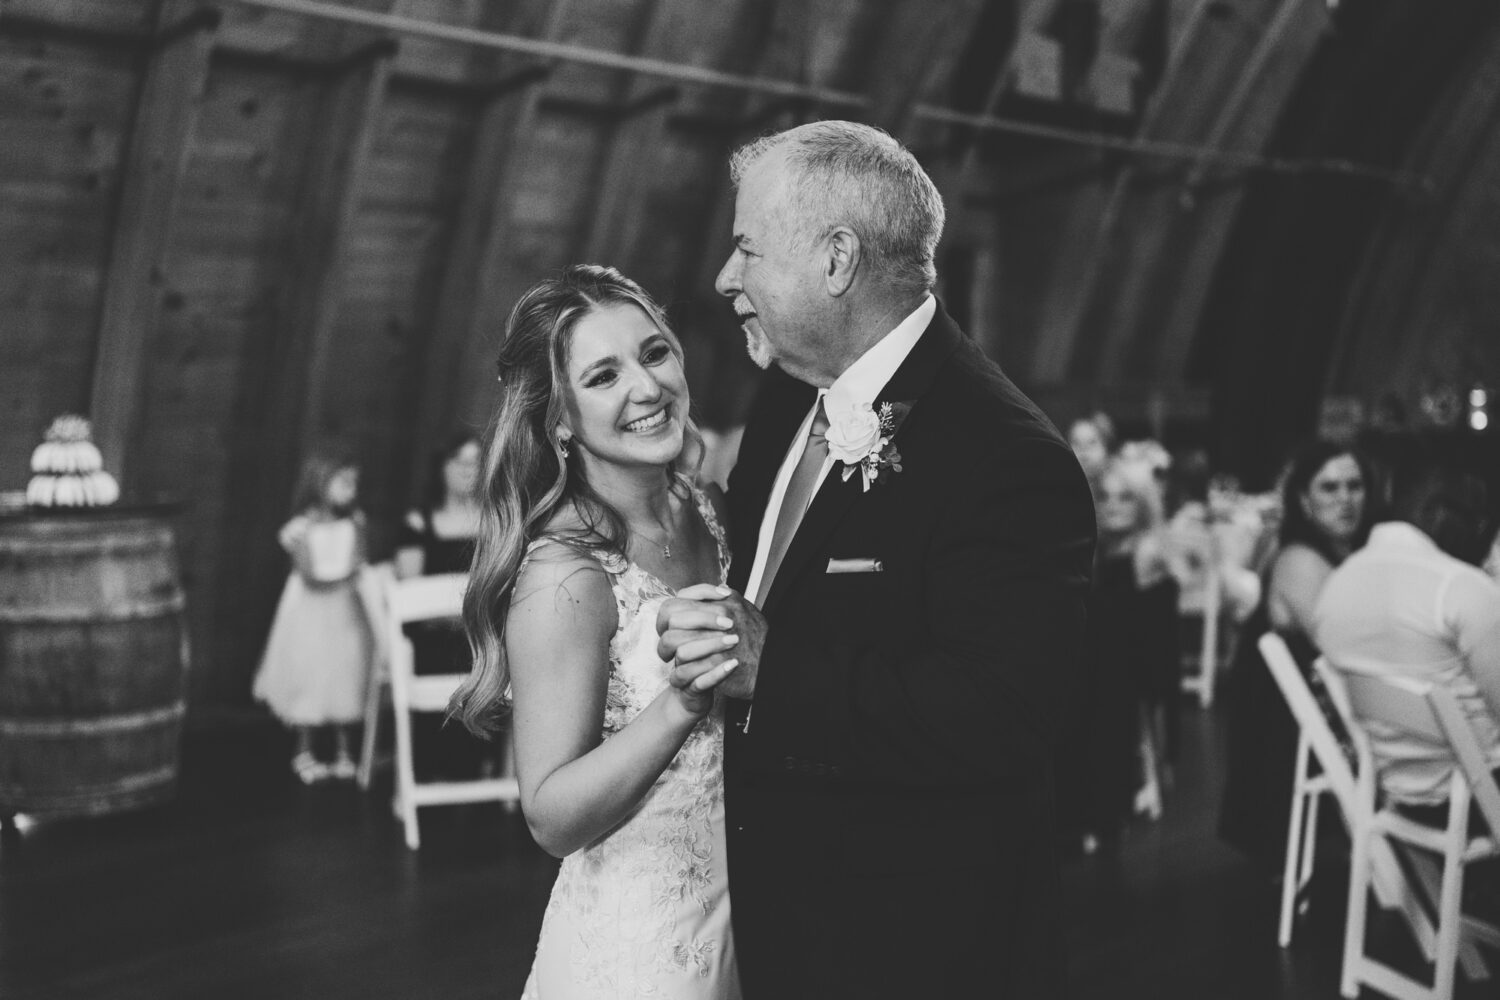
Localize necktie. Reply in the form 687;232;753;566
755;397;830;606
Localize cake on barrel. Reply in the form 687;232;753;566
26;415;120;508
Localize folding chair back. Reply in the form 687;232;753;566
1340;670;1448;747
1426;684;1500;838
1259;635;1439;953
1328;665;1500;999
381;572;518;849
1260;635;1355;800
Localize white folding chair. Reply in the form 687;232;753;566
1180;566;1223;707
356;564;393;790
356;652;388;791
1315;659;1490;980
1333;666;1500;1000
377;572;519;849
1259;635;1442;955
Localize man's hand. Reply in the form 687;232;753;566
656;584;766;701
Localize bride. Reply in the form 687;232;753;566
450;265;743;999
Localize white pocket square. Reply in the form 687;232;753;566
826;557;883;574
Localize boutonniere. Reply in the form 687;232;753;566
825;400;912;492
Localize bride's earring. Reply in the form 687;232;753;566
558;435;571;459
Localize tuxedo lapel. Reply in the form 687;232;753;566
759;305;965;614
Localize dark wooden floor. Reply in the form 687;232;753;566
1;703;1492;999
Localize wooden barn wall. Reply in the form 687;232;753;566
914;0;1308;438
998;0;1325;434
1329;11;1500;419
0;21;139;487
138;57;313;711
2;0;1349;715
1189;0;1500;486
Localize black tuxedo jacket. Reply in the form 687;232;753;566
722;304;1096;998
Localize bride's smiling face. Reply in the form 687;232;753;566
561;302;690;474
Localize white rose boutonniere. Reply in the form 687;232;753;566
825;404;882;465
825;400;910;492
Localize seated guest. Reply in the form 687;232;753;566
1060;455;1181;851
1219;441;1375;869
396;432;482;580
1069;411;1116;498
1166;471;1266;675
393;432;495;779
1314;460;1500;824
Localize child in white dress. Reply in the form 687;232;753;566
253;451;375;783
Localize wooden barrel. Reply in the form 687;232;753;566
0;504;188;817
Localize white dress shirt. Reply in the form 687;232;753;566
1313;521;1500;804
742;295;935;605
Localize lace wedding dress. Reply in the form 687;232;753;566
521;486;740;1000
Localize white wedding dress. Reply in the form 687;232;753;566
520;487;740;1000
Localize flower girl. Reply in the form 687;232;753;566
253;450;376;783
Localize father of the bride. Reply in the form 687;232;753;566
658;120;1096;997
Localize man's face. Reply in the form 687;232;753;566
714;153;826;379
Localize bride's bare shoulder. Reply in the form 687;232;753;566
513;506;612;616
509;540;613;637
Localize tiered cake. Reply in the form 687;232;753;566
26;415;120;507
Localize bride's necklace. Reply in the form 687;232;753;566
631;504;678;560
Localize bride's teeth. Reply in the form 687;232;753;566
626;410;668;432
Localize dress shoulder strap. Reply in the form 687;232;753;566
685;480;731;583
522;535;628;577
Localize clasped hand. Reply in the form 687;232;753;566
656;584;764;706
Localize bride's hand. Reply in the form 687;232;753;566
662;619;740;718
658;584;763;702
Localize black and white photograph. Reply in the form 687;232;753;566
2;1;1499;997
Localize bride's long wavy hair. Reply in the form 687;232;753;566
450;264;702;737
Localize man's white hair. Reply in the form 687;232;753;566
729;120;945;294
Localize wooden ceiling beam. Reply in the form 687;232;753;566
942;0;1063;192
1141;0;1324;383
88;0;220;487
236;42;395;496
209;0;1393;186
579;0;683;269
407;0;575;493
863;0;992;139
681;0;814;299
483;63;555;100
211;33;398;77
536;85;681;122
288;42;394;452
227;0;871;110
1028;0;1220;385
1328;21;1500;404
0;3;160;47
